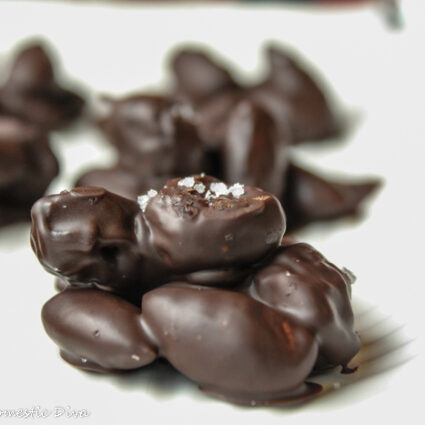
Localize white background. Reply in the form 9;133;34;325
0;1;424;424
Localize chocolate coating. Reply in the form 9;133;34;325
145;175;285;273
31;176;285;299
0;116;58;226
42;288;156;372
30;186;164;301
142;283;319;404
248;243;360;369
0;44;84;129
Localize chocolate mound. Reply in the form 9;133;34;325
33;176;359;406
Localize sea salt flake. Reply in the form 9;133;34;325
178;176;195;188
210;182;229;197
137;189;158;212
194;183;206;194
228;183;245;198
131;354;140;361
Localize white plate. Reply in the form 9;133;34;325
0;1;423;423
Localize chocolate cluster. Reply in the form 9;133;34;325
78;45;379;230
32;175;360;406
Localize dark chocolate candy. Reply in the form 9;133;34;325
0;115;58;226
284;164;381;230
145;175;285;274
0;44;84;129
98;94;204;177
31;186;165;301
31;175;285;299
248;242;360;369
38;195;360;406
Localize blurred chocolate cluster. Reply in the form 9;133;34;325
0;39;379;231
79;44;379;231
0;43;84;226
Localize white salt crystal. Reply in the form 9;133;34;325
137;189;158;212
178;176;195;188
194;183;206;194
228;183;245;198
210;182;229;197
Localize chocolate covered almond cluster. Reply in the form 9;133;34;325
32;175;360;406
78;44;379;231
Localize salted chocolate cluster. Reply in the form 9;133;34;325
0;116;58;226
32;176;360;406
78;44;379;231
0;43;84;129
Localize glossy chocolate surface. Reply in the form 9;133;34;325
32;176;285;300
0;44;84;129
248;243;360;368
41;241;359;405
0;115;59;226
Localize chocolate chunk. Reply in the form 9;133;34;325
284;164;381;230
0;44;84;129
31;176;285;300
248;243;360;369
0;116;58;226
